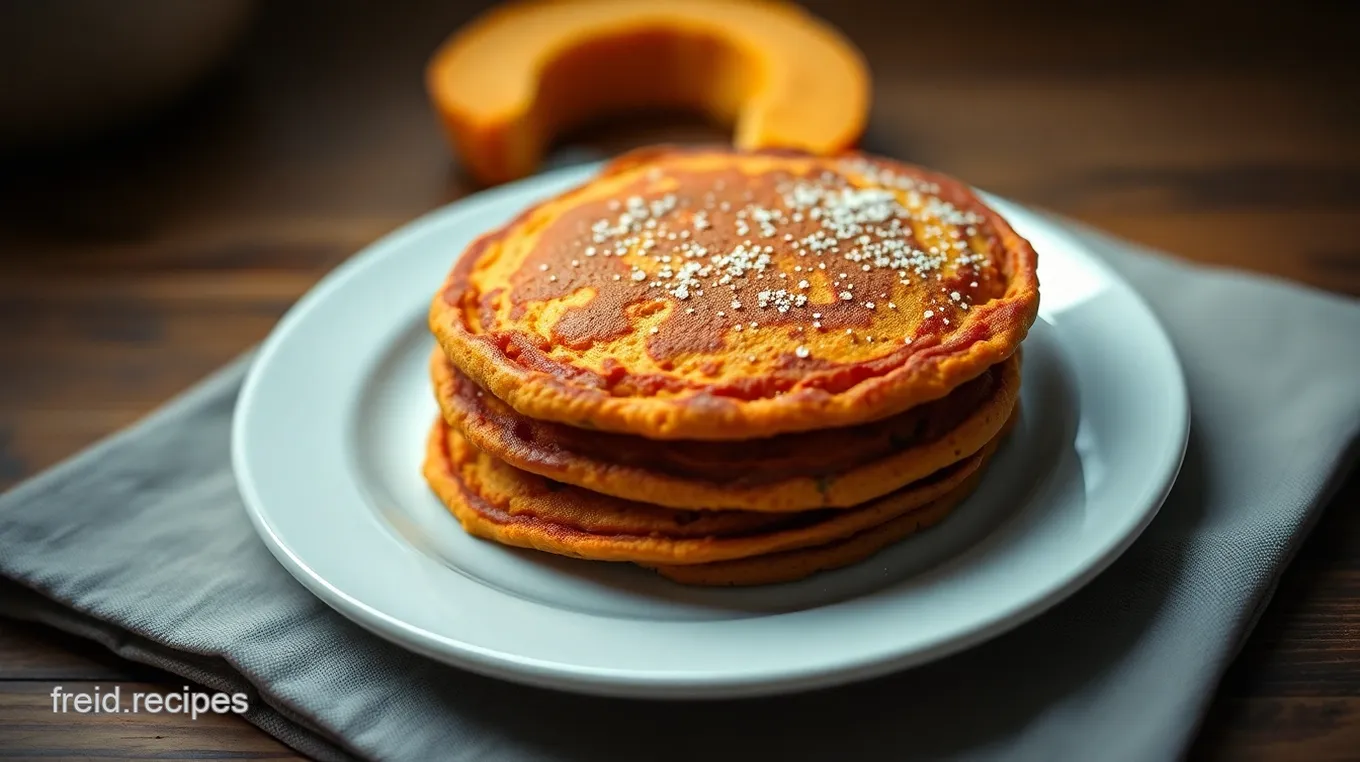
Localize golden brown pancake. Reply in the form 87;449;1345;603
431;347;1020;511
429;145;1039;440
420;415;1009;567
647;466;985;586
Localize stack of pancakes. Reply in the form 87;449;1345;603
424;147;1039;586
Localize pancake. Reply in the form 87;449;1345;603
431;347;1020;511
429;145;1039;440
420;414;1010;567
647;465;985;586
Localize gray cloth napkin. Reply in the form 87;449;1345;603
2;212;1358;762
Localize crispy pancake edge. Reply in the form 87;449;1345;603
431;348;1020;512
646;463;987;586
420;413;1010;566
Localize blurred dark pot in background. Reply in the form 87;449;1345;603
0;0;256;154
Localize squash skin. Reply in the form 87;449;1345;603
425;0;871;185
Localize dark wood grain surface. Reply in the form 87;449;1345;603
2;1;1357;759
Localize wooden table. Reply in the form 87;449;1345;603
2;1;1356;758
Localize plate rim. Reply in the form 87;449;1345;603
232;162;1190;699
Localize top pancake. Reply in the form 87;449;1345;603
430;146;1039;440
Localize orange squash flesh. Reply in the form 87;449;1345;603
426;0;871;185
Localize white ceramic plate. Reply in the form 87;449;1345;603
233;163;1188;699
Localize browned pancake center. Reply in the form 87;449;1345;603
429;147;1040;439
